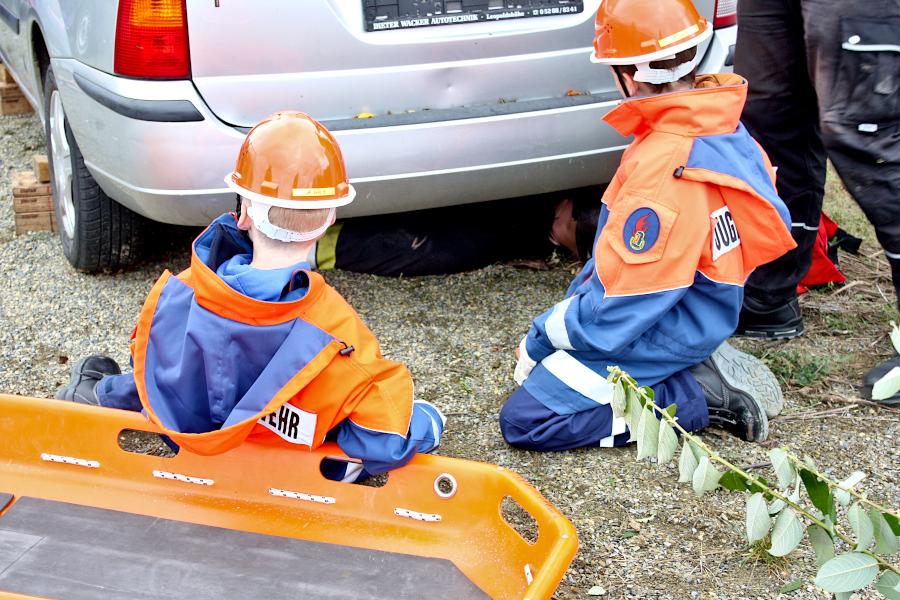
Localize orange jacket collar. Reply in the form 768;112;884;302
604;73;747;138
187;218;325;326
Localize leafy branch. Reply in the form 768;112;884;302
607;366;900;598
782;451;899;521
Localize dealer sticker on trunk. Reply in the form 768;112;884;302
364;1;584;32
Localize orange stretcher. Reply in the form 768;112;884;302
0;394;577;599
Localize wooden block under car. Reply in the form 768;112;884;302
13;194;52;213
14;211;56;235
0;64;15;85
11;171;51;197
0;95;32;115
32;154;50;183
0;82;33;115
0;81;23;99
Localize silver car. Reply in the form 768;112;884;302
0;0;736;271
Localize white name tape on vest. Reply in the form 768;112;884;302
258;403;317;446
711;206;741;261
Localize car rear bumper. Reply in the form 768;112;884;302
51;26;735;225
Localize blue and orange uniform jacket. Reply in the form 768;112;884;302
128;213;443;475
519;74;796;437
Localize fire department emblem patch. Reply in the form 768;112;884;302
623;208;660;253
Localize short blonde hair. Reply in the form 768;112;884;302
242;197;331;237
267;205;331;234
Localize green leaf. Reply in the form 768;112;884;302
635;407;659;461
870;508;900;555
677;440;699;483
664;403;677;418
847;503;874;551
834;471;866;508
807;524;835;567
720;471;750;492
746;492;772;544
872;365;900;400
746;475;772;497
778;579;803;594
691;456;722;497
876;570;900;600
689;440;708;461
885;513;900;537
657;421;678;465
623;391;639;442
768;498;786;516
611;382;626;419
769;448;795;490
641;386;655;408
768;507;803;557
621;530;638;540
814;552;879;593
834;593;852;600
799;468;836;522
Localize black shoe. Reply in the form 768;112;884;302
690;342;771;442
55;356;121;405
735;296;804;339
861;355;900;406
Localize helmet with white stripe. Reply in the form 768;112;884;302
225;112;354;242
590;0;712;84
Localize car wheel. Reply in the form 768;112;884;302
44;67;149;272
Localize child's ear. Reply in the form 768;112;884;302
236;199;252;231
620;71;639;97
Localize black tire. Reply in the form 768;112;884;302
44;67;150;272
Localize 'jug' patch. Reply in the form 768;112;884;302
710;206;741;261
623;208;660;253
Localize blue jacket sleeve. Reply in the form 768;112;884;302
523;199;700;364
524;203;690;363
564;256;596;299
335;400;445;475
523;273;691;364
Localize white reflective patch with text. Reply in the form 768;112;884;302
258;403;317;446
711;206;741;261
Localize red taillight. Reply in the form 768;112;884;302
115;0;190;79
713;0;737;28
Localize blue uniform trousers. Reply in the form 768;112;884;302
499;369;708;451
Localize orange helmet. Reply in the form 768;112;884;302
225;111;355;209
590;0;712;66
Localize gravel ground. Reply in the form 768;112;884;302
1;112;897;599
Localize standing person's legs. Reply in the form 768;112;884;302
802;0;900;403
733;0;827;338
802;0;900;304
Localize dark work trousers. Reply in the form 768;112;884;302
735;0;900;305
323;196;557;277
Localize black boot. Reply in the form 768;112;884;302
689;342;772;442
55;356;121;405
735;296;804;339
861;355;900;406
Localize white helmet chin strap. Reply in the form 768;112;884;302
246;201;335;243
631;49;702;84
